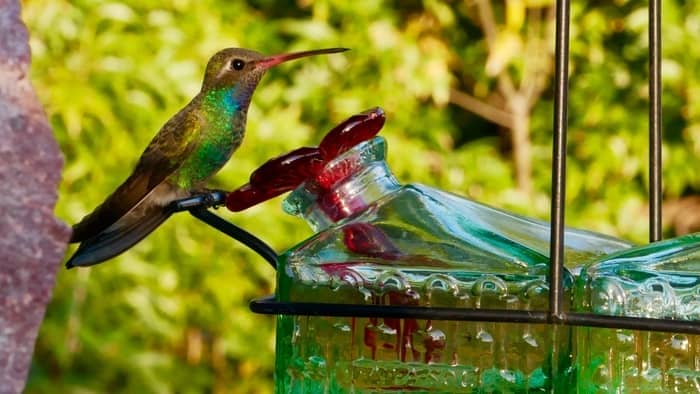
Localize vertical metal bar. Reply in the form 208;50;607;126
548;0;571;322
649;0;663;242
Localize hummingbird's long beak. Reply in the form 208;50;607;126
255;48;348;70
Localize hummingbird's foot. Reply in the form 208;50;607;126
168;190;227;213
192;189;228;209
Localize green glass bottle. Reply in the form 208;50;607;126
575;233;700;393
274;137;633;393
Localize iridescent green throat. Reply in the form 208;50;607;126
172;87;245;189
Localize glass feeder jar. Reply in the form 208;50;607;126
274;136;633;393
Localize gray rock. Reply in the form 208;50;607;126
0;0;72;392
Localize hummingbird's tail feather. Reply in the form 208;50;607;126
70;171;163;243
66;207;171;268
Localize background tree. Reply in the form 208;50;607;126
449;0;554;194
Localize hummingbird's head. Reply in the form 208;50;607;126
201;47;348;108
201;48;266;92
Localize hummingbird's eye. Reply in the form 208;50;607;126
231;59;245;71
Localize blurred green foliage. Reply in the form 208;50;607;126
21;0;698;393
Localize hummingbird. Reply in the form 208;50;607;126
66;47;347;268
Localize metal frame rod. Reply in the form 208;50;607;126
649;0;663;242
251;296;549;324
250;297;700;335
564;313;698;334
189;208;278;269
548;0;571;323
167;192;278;269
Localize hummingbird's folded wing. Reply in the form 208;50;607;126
70;109;202;243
